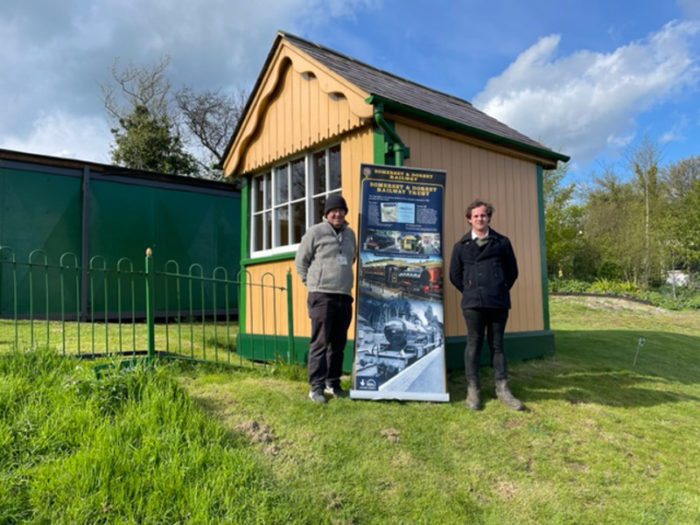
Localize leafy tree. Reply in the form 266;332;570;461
584;171;644;283
661;155;700;289
662;154;700;200
111;104;198;175
103;56;197;176
543;162;589;278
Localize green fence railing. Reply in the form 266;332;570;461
0;246;293;367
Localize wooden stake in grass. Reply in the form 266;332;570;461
633;336;645;366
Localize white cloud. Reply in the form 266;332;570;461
0;0;376;163
0;110;112;163
473;20;700;165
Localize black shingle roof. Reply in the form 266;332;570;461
281;31;568;163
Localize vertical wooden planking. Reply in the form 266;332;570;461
239;64;366;174
390;124;545;335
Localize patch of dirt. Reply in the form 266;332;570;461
503;418;525;429
235;419;274;443
235;419;280;455
192;391;238;419
380;428;401;442
325;490;344;510
495;479;518;499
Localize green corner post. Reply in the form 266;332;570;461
145;247;155;362
286;269;294;363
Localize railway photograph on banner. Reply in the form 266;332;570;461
351;164;449;402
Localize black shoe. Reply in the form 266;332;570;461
308;390;327;403
495;380;524;411
465;383;482;410
324;385;347;398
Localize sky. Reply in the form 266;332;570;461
1;0;698;187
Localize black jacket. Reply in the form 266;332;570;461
449;229;518;310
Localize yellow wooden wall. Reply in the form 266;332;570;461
231;49;370;176
395;121;545;335
242;119;544;339
242;128;374;337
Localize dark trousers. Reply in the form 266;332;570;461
307;292;353;391
463;307;509;384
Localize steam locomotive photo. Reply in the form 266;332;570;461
361;262;442;298
354;297;443;389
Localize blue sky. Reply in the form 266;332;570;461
1;0;698;187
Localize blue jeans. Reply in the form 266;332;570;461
463;307;509;383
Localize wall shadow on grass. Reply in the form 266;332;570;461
448;329;700;408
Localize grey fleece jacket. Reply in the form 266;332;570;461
294;219;356;296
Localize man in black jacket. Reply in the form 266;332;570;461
449;200;524;411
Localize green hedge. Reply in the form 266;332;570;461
549;279;700;310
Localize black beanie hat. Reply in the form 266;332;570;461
324;194;348;216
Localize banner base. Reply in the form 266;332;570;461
349;390;450;402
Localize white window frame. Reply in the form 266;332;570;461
250;144;342;258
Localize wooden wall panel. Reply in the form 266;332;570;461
243;129;374;338
396;122;544;335
240;65;366;174
240;118;544;338
243;259;296;335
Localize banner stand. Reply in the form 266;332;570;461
350;164;449;402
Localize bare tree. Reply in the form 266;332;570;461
102;56;173;123
175;87;248;174
628;135;663;284
102;56;248;179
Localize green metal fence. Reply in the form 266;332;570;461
0;245;293;367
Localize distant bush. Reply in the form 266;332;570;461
588;279;640;295
640;285;700;310
549;279;700;310
548;278;590;293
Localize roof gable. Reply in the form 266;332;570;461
281;32;567;164
223;32;568;176
223;36;375;175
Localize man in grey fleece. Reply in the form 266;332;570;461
295;194;356;403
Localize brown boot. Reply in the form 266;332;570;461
465;381;482;410
495;380;524;411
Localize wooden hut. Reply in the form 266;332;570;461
222;31;569;370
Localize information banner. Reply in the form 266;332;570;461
350;164;449;402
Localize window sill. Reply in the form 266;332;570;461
242;250;297;266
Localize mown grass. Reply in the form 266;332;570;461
1;296;699;523
180;296;700;524
0;317;241;365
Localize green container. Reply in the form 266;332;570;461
0;150;241;318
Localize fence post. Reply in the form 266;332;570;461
286;269;294;363
145;248;155;362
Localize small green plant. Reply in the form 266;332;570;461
263;356;308;381
589;278;639;295
550;278;700;309
548;278;590;293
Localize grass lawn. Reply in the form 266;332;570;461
1;295;698;523
177;296;699;524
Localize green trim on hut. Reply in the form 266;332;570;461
236;331;555;373
239;178;250;332
536;164;551;331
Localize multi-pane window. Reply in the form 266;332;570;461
251;144;341;257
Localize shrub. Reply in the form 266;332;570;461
548;278;590;293
549;278;700;310
589;279;639;295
